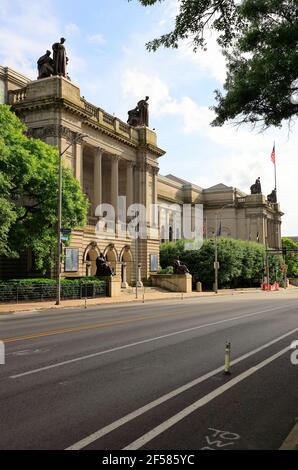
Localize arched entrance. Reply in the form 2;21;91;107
120;246;133;286
104;244;118;274
84;243;100;276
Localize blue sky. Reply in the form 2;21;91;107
1;0;297;234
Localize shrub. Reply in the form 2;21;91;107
160;238;268;290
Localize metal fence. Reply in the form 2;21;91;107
0;282;108;303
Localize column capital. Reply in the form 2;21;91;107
95;147;104;158
127;160;136;169
111;154;120;163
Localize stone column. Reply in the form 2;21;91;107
126;161;134;209
121;262;129;288
137;263;143;288
94;148;102;213
152;167;159;229
75;141;84;187
111;155;119;220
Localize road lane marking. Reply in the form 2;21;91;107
65;327;297;450
2;300;295;344
123;345;291;450
10;304;291;379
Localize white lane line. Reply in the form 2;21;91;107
10;304;290;379
65;327;297;450
124;345;291;450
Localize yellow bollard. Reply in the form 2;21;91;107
224;342;231;375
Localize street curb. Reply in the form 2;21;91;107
280;422;298;450
0;287;294;316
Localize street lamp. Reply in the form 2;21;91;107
56;132;87;306
214;203;234;294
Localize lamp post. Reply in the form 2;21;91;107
56;132;87;306
290;78;298;105
214;203;234;294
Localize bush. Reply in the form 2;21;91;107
160;238;269;290
158;266;174;275
0;277;108;302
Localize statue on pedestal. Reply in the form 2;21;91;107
37;38;69;80
127;96;149;127
96;253;115;277
267;189;277;203
52;38;68;77
173;259;190;275
250;177;262;195
37;50;54;79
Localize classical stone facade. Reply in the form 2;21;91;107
0;66;283;283
158;175;282;248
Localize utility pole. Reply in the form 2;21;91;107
214;213;219;294
135;219;139;299
213;203;233;294
265;238;270;286
56;133;87;306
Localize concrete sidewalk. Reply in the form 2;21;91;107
0;286;285;315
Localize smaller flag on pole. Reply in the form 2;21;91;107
271;143;276;164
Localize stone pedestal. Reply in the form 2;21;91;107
137;263;143;288
151;273;192;293
121;263;129;289
108;275;121;297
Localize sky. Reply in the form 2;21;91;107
0;0;297;235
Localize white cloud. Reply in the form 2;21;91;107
122;69;171;115
87;34;106;45
65;23;80;36
177;34;227;83
0;0;59;77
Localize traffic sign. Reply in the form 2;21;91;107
60;235;69;242
60;228;72;234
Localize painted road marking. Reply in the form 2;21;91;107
10;304;292;379
123;345;291;450
65;327;297;450
200;428;240;450
2;301;294;344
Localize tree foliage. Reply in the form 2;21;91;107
160;238;284;289
0;105;89;274
282;237;298;277
134;0;298;127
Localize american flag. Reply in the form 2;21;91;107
271;144;276;164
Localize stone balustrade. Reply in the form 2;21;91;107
8;87;27;104
82;98;132;138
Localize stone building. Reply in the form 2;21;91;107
158;175;282;248
0;65;283;283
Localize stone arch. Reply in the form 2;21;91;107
104;244;118;273
120;245;133;286
83;242;101;276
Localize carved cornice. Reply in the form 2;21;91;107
27;125;77;142
13;96;165;154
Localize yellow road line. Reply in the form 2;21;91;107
1;310;185;344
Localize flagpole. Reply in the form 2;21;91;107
274;142;277;193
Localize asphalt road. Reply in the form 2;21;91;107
0;290;297;450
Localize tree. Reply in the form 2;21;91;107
282;237;298;277
134;0;298;127
160;238;266;289
0;105;89;274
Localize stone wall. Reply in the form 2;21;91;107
151;273;192;293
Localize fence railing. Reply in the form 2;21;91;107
0;283;108;303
